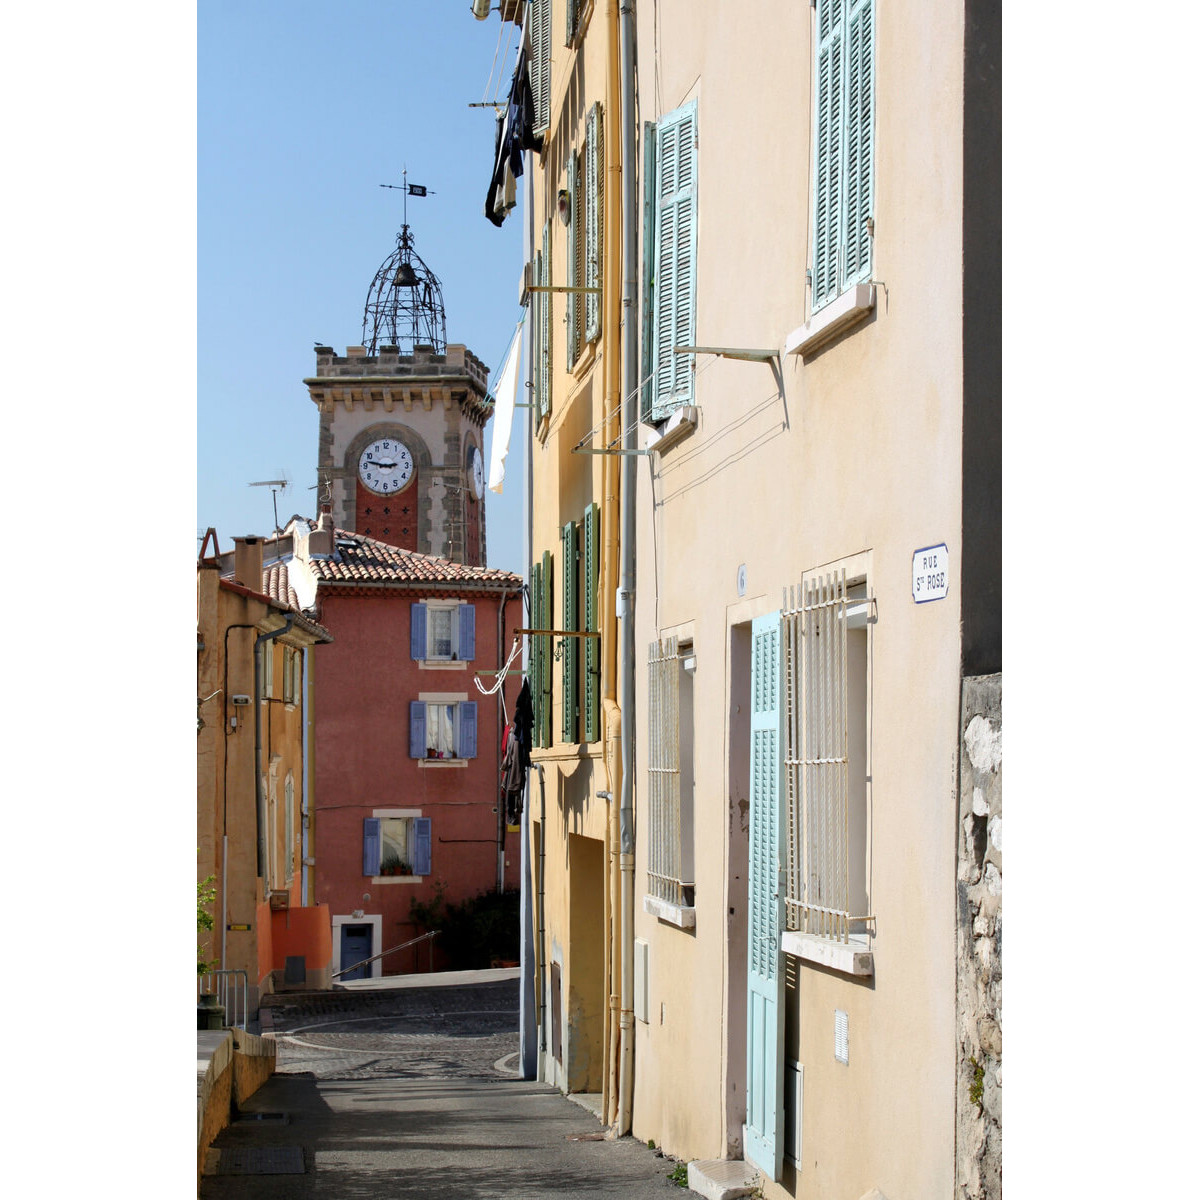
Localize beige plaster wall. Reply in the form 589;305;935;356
630;2;967;1197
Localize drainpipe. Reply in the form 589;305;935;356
616;0;639;1138
301;644;311;907
536;762;547;1056
255;616;294;889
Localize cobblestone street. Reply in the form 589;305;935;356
201;974;686;1199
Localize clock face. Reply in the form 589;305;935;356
358;438;414;495
469;445;485;500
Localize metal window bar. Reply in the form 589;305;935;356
783;570;851;941
647;637;684;905
198;969;249;1031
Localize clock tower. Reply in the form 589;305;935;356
304;223;491;565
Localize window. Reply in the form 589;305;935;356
642;100;697;423
409;697;478;760
561;520;579;742
582;503;600;742
557;506;601;745
584;102;604;343
261;638;275;699
363;815;432;878
811;0;876;313
410;601;475;662
534;222;553;424
782;569;871;952
282;646;302;704
644;636;695;927
530;0;551;137
567;151;583;369
530;550;554;747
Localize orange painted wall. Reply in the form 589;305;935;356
255;900;273;987
269;903;333;969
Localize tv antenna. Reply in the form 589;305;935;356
248;472;290;536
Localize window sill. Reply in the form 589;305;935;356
370;875;425;885
643;894;696;929
784;283;876;359
781;930;874;976
417;758;468;769
646;405;699;456
418;660;468;671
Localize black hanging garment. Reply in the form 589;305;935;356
485;46;544;228
502;677;535;824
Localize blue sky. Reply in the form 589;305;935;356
198;1;528;573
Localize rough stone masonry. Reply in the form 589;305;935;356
956;673;1002;1199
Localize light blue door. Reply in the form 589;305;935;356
340;924;373;981
744;611;784;1179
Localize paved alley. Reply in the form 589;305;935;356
200;973;688;1199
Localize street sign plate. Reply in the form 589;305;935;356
912;543;949;603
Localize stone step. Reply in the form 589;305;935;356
687;1158;761;1200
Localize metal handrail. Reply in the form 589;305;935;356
332;929;440;980
198;969;249;1030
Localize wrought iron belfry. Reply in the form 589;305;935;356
361;222;447;356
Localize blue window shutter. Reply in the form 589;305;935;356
531;0;551;136
411;602;427;660
744;611;785;1181
813;0;846;310
409;701;426;759
458;604;476;661
412;818;432;877
640;120;657;421
566;151;579;369
459;701;478;759
363;818;381;877
650;101;697;421
844;0;875;287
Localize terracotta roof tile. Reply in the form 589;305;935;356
309;529;524;591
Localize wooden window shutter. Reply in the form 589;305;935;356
650;101;697;421
566;152;580;369
541;548;554;748
409;701;426;759
411;602;427;660
457;603;476;661
583;502;600;742
531;0;551;137
640;120;658;421
561;520;579;743
585;102;604;342
459;701;479;759
813;0;846;310
844;0;875;287
363;818;382;876
530;561;543;748
412;817;432;877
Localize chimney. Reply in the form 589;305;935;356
307;509;334;558
233;536;264;592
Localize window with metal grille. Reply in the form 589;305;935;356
783;570;871;943
646;636;695;916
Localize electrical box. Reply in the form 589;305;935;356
231;694;251;706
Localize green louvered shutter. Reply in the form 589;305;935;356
541;549;554;747
843;0;875;287
650;101;697;421
530;561;543;748
532;248;544;421
539;221;553;423
585;102;604;342
561;521;579;743
640;120;657;421
813;0;846;311
744;611;785;1181
531;0;551;137
566;152;580;369
565;0;579;45
583;502;600;742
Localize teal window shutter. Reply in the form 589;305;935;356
585;102;604;342
363;818;382;876
566;152;580;369
583;502;600;742
541;549;554;748
532;247;544;420
412;818;432;876
640;121;657;422
539;222;553;423
812;0;874;311
649;100;697;422
530;563;543;749
561;520;579;743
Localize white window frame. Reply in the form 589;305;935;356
371;808;428;884
415;690;473;767
780;561;874;976
643;634;696;929
424;601;461;662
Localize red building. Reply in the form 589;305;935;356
288;516;523;979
